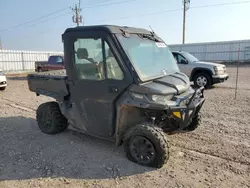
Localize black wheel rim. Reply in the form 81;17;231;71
129;136;156;165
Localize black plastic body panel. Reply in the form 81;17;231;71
27;25;205;143
27;69;69;100
129;72;190;96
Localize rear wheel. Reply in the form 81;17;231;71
123;123;169;168
36;102;68;134
194;72;212;89
37;67;42;72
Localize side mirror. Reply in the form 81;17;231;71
180;59;188;64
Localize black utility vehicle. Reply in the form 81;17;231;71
27;25;205;168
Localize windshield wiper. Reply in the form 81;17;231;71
138;34;161;42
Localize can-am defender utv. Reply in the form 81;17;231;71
27;25;205;168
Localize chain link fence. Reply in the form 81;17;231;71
0;49;63;73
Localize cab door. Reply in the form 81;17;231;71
64;31;133;137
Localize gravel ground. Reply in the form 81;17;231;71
0;65;249;188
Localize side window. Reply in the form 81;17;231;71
104;41;124;80
73;38;124;81
172;53;178;63
177;54;186;64
73;38;104;80
56;56;63;64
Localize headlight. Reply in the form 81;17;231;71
152;94;173;104
214;66;225;75
130;92;145;100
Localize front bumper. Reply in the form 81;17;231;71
0;75;7;87
212;74;229;84
167;86;205;131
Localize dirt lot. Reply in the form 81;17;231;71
0;65;249;188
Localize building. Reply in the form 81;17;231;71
168;39;250;63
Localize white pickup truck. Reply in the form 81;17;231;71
0;69;7;91
172;51;229;88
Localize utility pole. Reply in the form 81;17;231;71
71;0;83;26
182;0;190;44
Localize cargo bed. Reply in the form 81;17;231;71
27;69;69;100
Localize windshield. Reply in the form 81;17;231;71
116;33;180;81
181;52;199;62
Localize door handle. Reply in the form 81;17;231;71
108;86;119;93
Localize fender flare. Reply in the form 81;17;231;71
190;68;213;81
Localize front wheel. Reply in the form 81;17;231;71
184;113;201;132
194;72;212;89
123;123;169;168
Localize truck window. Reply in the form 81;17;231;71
56;56;63;64
176;53;187;64
73;38;104;80
49;56;63;64
73;38;124;81
104;42;124;80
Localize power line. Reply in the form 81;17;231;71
19;0;250;37
24;12;72;29
2;0;249;40
0;7;70;33
190;0;250;10
94;0;250;22
80;0;123;6
0;12;72;35
82;0;137;9
0;0;137;33
95;8;183;22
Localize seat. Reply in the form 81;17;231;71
76;48;95;63
106;49;123;80
75;48;105;80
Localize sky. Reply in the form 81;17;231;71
0;0;250;51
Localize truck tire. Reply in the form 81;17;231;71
37;67;42;72
123;123;169;168
194;72;212;89
184;113;201;132
36;102;68;135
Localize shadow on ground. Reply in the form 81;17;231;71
0;116;154;181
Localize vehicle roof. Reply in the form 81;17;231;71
171;51;188;53
63;25;153;35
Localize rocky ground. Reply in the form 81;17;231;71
0;65;249;188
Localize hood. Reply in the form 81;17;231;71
195;61;225;68
129;72;190;95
